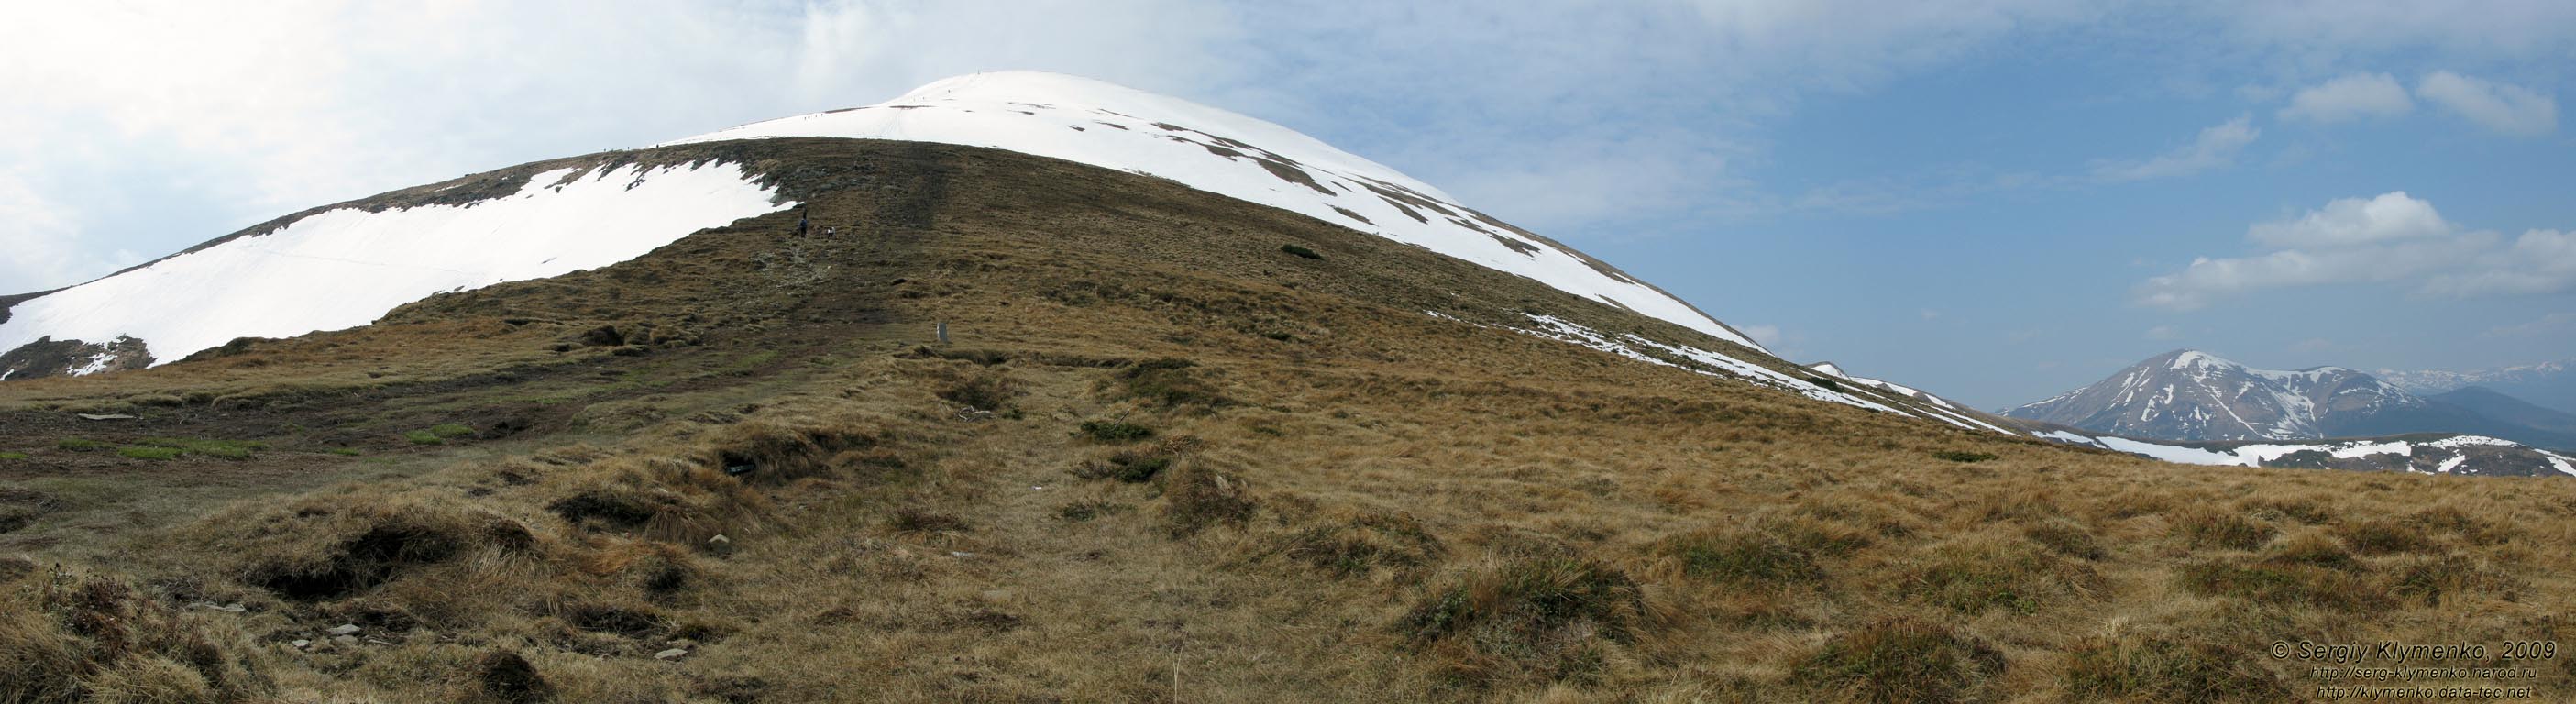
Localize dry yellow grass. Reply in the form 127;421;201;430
1;140;2570;702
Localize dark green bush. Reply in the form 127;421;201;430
1078;420;1154;443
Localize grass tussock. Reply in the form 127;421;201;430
1272;508;1443;577
1159;459;1256;537
931;366;1019;412
1908;533;2098;615
2171;507;2277;551
193;491;536;601
1656;523;1826;586
1400;555;1654;688
545;457;760;544
2176;559;2391;611
700;419;878;486
2023;517;2107;560
2331;517;2433;556
1075;419;1154;443
0;568;268;703
1107;358;1227;409
2064;625;2288;702
1792;616;2003;704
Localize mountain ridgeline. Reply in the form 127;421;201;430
2005;349;2576;468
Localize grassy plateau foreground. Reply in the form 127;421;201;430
1;140;2570;703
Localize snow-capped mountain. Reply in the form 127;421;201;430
3;72;1769;382
663;72;1764;353
2002;349;2424;441
2004;349;2576;450
2377;360;2576;416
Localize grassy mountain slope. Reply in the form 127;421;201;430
3;140;2572;702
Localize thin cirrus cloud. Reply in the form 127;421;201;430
2277;72;2413;123
2091;116;2259;182
2416;71;2559;137
2136;192;2576;310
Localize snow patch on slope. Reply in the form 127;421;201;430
1422;311;2001;428
2040;430;2560;475
0;162;789;368
665;72;1763;352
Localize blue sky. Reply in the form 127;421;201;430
3;1;2570;408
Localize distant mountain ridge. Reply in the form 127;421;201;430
2003;349;2576;450
2431;386;2576;435
2378;360;2576;416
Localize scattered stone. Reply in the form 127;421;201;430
75;413;137;421
334;635;360;646
291;639;312;649
948;551;975;558
366;638;395;645
655;648;689;660
327;623;362;636
708;534;731;545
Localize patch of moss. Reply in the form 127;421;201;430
117;446;183;460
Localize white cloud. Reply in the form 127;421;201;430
2247;191;2451;248
2277;72;2413;123
2137;192;2576;309
2419;228;2576;297
2416;72;2558;137
2093;116;2258;182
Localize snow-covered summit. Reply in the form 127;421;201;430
2006;348;2445;442
665;72;1764;352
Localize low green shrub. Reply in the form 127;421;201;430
1078;420;1154;443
